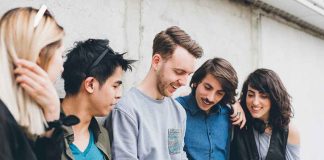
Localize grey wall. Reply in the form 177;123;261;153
261;15;324;160
1;0;323;159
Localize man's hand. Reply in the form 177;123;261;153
230;101;246;129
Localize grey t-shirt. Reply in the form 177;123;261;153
253;129;300;160
107;87;187;160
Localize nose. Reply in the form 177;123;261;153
115;87;122;100
207;93;215;103
252;96;259;106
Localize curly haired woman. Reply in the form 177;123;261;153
230;68;300;160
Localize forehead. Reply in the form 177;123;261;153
201;74;223;89
165;46;196;72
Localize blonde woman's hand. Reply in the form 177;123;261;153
14;59;60;122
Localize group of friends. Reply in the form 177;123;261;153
0;6;300;160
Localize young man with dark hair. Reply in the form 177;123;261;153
105;26;203;160
176;58;246;160
61;39;134;160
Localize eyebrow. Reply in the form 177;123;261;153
204;83;213;89
115;80;122;85
247;89;267;95
247;89;255;93
204;82;224;92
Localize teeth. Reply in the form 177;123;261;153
202;99;211;105
252;106;261;111
170;84;178;89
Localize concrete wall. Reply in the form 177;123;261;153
261;15;324;160
1;0;323;159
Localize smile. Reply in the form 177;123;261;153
170;83;178;89
202;98;212;105
251;106;262;112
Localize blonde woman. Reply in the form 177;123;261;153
0;6;65;159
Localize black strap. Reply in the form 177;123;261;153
45;115;79;131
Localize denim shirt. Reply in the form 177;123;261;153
176;93;231;160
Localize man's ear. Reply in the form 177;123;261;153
84;77;96;94
152;54;162;71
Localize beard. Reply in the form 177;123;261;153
156;73;172;97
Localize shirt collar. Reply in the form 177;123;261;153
63;115;102;144
181;92;200;115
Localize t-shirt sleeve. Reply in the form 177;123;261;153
181;112;188;160
110;106;139;160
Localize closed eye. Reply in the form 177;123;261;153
260;94;269;99
204;84;212;90
217;91;225;96
174;69;186;75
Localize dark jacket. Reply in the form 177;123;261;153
0;99;64;160
61;116;111;160
230;123;288;160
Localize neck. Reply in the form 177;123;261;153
261;119;272;133
138;69;164;100
62;95;93;132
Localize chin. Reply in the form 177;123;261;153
97;112;107;117
99;109;112;116
202;106;212;112
251;114;261;119
166;93;173;97
163;90;173;97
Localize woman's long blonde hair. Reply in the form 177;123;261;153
0;7;65;135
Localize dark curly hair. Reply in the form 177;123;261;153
190;57;238;106
240;68;293;129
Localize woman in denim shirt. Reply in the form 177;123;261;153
176;57;246;160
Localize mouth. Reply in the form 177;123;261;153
201;98;213;105
170;83;178;89
251;105;262;113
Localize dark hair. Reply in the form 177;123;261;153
152;26;203;59
240;68;292;129
190;57;238;105
62;39;135;96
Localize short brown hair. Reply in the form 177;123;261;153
153;26;203;59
